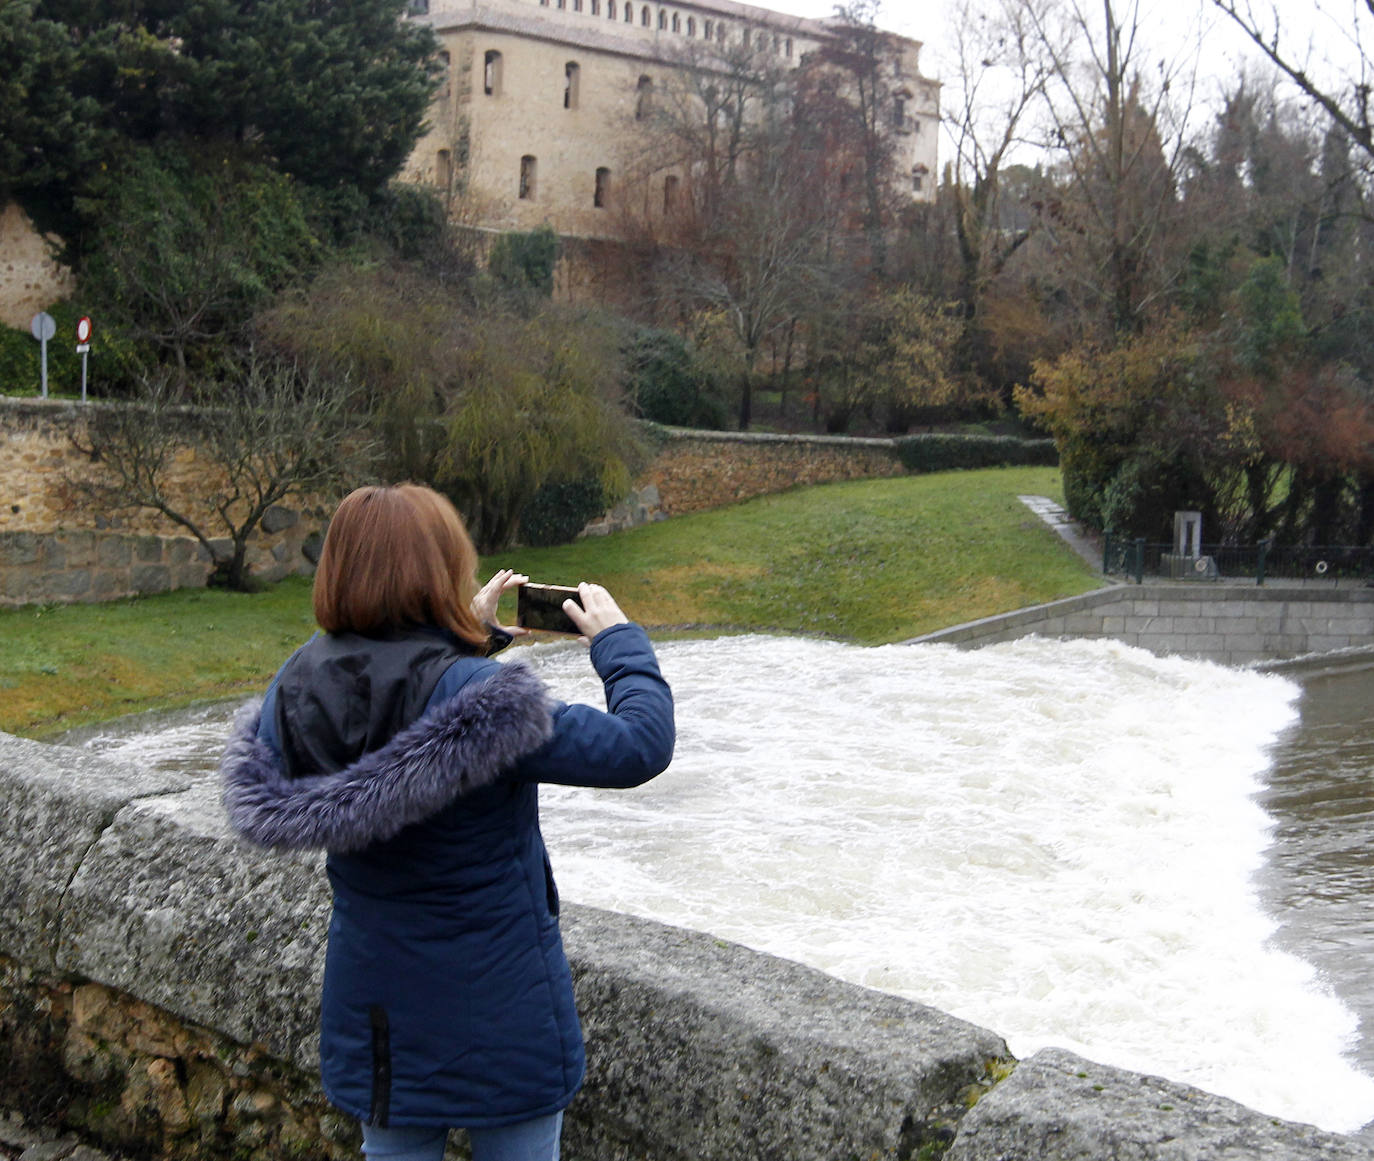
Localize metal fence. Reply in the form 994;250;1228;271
1102;533;1374;585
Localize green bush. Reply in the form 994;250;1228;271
893;434;1058;473
518;476;609;547
625;328;728;429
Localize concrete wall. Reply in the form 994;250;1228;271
909;582;1374;666
1;731;1369;1160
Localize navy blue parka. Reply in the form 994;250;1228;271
220;622;674;1129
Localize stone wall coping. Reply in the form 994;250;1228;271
2;725;1370;1157
654;425;901;449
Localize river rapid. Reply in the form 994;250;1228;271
69;634;1374;1136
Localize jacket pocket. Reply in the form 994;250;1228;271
369;1005;392;1127
543;855;560;917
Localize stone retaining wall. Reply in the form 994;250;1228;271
909;583;1374;666
0;730;1369;1161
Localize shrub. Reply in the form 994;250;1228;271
625;328;728;429
892;434;1058;474
518;476;609;547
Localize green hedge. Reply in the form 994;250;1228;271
893;434;1058;473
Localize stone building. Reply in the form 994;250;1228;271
399;0;938;242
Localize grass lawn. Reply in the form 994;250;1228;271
0;466;1100;738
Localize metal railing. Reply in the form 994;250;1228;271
1102;533;1374;585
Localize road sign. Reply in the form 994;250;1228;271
30;312;55;342
76;316;92;344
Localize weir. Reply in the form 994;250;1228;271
5;636;1374;1159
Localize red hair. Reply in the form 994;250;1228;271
313;485;487;648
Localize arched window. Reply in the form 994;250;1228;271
519;155;537;199
564;61;581;109
663;174;679;213
716;20;726;41
671;12;680;32
624;3;632;20
703;18;713;38
483;50;502;97
741;27;750;48
590;0;599;13
686;16;695;35
635;75;653;120
594;167;611;208
658;8;667;29
607;0;615;15
641;5;650;26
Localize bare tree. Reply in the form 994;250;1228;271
67;358;365;590
1210;0;1374;164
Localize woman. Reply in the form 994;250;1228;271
220;484;675;1161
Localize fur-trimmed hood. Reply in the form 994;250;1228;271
220;662;555;853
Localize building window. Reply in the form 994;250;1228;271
663;174;679;212
671;12;680;31
607;0;615;14
686;15;695;35
641;5;650;26
892;89;911;131
785;37;792;57
407;0;428;14
658;8;667;29
624;3;632;20
557;0;565;7
594;167;611;208
564;61;580;109
912;165;927;193
635;75;653;120
520;155;537;199
436;149;451;188
703;18;712;37
591;0;599;13
716;21;726;41
483;50;502;96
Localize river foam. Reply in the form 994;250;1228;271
77;633;1374;1132
521;634;1374;1134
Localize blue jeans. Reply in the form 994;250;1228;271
360;1112;563;1161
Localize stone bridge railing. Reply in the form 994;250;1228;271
1;730;1369;1161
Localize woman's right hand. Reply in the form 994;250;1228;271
563;583;630;643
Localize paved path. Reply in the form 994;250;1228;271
1018;494;1103;572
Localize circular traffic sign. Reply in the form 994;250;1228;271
76;316;92;343
30;312;55;342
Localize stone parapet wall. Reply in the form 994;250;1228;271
0;530;211;606
638;429;906;519
0;730;1367;1161
909;583;1374;666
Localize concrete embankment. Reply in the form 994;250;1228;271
1;729;1371;1161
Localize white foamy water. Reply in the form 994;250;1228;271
76;633;1374;1132
518;634;1374;1134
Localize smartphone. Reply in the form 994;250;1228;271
517;583;583;635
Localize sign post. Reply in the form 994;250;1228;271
76;316;93;401
29;312;56;398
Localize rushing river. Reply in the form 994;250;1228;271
67;635;1374;1136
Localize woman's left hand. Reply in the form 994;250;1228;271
472;568;530;634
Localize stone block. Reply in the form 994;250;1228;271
260;505;299;535
130;564;171;594
301;531;325;565
561;905;1011;1161
166;538;195;565
135;535;163;563
96;536;132;568
944;1048;1374;1161
60;531;96;566
0;532;40;565
1100;616;1125;634
89;570;120;599
45;568;91;599
57;776;331;1074
1181;633;1226;653
39;539;65;569
173;563;211;591
0;735;191;971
